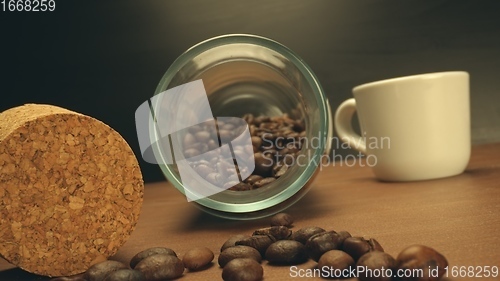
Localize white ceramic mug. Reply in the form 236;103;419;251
334;71;470;181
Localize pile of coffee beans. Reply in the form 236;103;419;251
53;212;448;281
53;246;215;281
218;212;448;281
180;113;305;191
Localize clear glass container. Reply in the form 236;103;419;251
152;34;332;219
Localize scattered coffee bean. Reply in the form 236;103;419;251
78;211;448;281
129;247;177;269
357;251;397;281
338;230;352;242
134;254;184;280
270;212;294;227
182;247;214;271
306;230;348;261
84;260;128;281
342;237;384;261
253;226;291;240
221;234;251;252
317;250;355;274
396;245;448;281
218;245;262;267
265;240;308;265
291;226;326;244
222;258;263;281
236;235;275;256
103;269;145;281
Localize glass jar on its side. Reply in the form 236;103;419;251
152;34;332;219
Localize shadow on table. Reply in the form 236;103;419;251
0;267;50;281
178;183;334;232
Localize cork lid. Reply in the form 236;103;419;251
0;104;144;276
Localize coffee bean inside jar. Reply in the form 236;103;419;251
180;113;305;191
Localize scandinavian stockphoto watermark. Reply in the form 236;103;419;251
259;132;390;170
134;80;389;202
134;80;256;202
289;265;432;279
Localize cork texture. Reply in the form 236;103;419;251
0;104;144;276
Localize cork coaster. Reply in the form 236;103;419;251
0;104;144;276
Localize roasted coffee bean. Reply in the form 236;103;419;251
216;161;233;176
188;124;203;134
253;152;273;176
282;153;297;165
218;245;262;267
262;148;278;158
293;120;305;132
357;251;396;281
317;250;355;274
208;139;218;150
183;132;196;147
221;122;236;131
306;230;346;261
270;212;294;227
134;254;184;281
228;182;252;191
194;130;211;142
291;226;326;244
273;163;289;177
253;226;291;240
183;148;200;158
206;172;223;185
235;235;275;256
129;247;177;268
244;175;263;185
84;260;128;281
251;136;262;149
343;237;384;261
222;258;263;281
182;247;214;271
252;177;276;188
103;269;145;281
338;230;352;242
219;129;233;141
396;245;448;281
50;275;86;281
221;234;251;252
243;113;255;125
265;240;308;265
223;180;240;190
194;164;213;178
231;113;306;189
254;116;270;125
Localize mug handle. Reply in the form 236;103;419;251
334;98;366;154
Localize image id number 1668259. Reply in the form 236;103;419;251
1;0;55;11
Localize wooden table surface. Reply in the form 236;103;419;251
1;143;499;280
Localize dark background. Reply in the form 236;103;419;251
2;0;500;183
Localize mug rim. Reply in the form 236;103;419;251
353;71;469;93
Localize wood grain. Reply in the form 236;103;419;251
1;143;499;280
